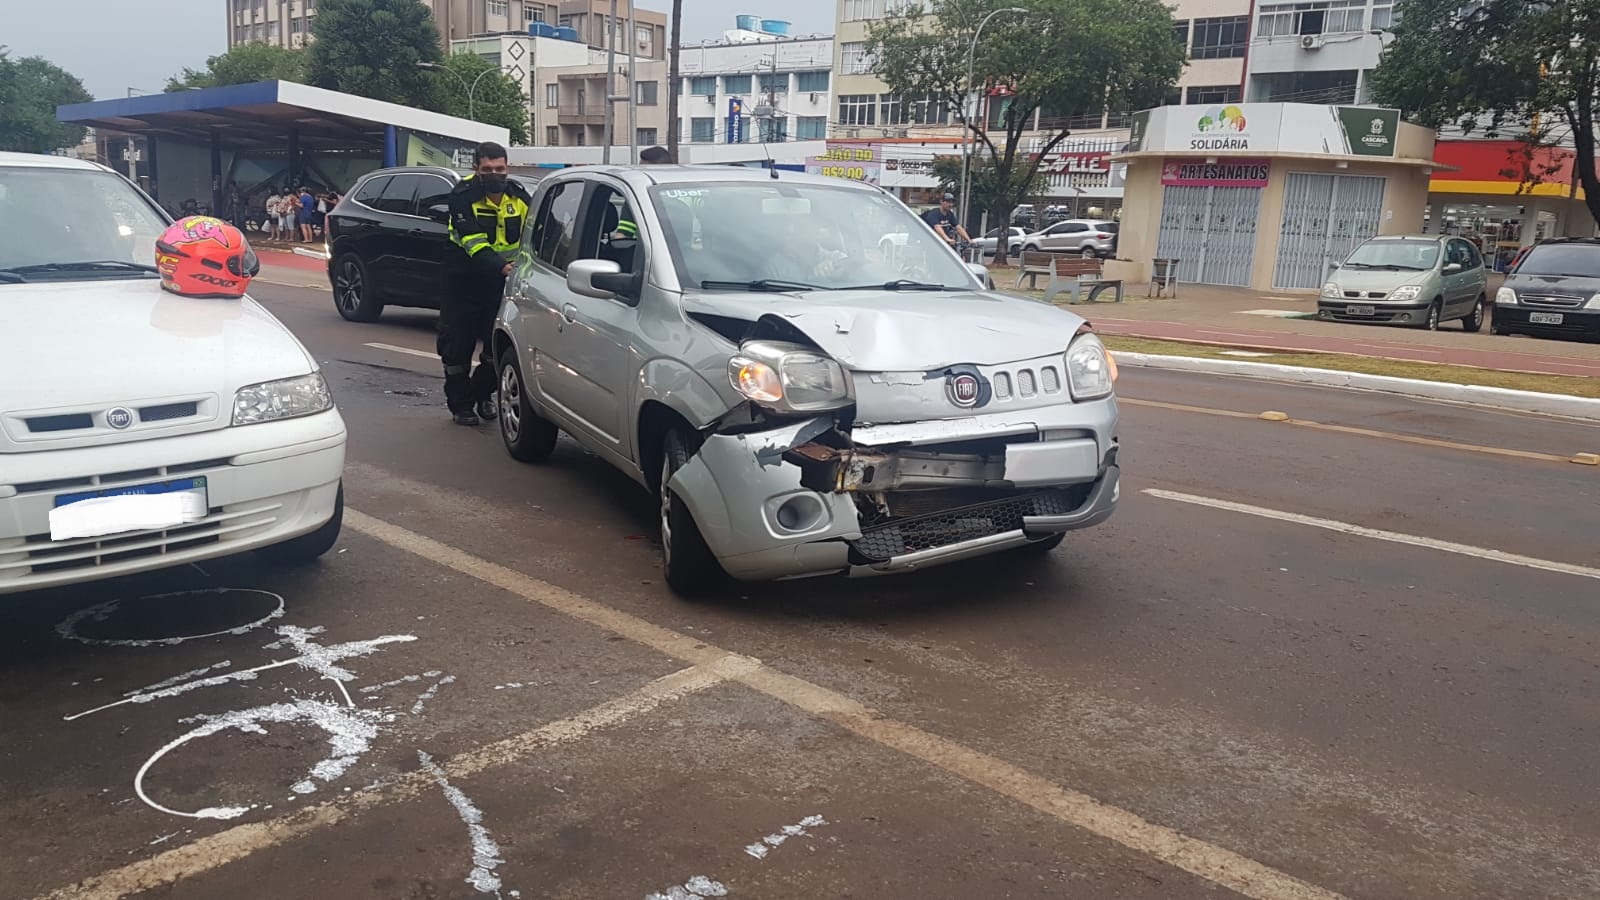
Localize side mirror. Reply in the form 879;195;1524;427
567;258;637;302
426;203;450;223
1444;262;1463;273
1329;261;1341;269
966;262;992;287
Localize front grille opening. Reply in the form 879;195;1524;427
139;401;200;422
26;413;93;433
849;486;1093;563
15;459;229;496
23;517;222;574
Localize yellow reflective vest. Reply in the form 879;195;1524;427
446;174;533;276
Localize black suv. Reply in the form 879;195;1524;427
1494;238;1600;341
324;166;541;322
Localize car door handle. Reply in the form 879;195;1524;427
561;303;578;323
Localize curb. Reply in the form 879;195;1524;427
1113;352;1600;422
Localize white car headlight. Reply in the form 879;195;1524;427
232;372;333;426
1497;287;1518;305
1066;333;1115;401
1588;292;1600;309
1389;285;1423;302
1321;282;1342;299
728;341;851;414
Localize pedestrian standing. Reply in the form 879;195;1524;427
298;185;316;243
439;141;532;426
265;189;282;240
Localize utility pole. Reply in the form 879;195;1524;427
603;0;617;163
627;0;637;164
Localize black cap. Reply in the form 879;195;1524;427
942;192;956;201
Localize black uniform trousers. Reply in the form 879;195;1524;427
437;266;503;414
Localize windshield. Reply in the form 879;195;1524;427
1513;243;1600;278
0;165;168;281
1341;239;1440;270
650;181;976;292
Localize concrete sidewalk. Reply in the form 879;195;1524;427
984;263;1600;379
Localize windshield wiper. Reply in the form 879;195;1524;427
839;280;954;291
698;278;826;293
0;260;159;277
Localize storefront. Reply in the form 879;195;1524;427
1113;103;1443;291
1426;139;1599;271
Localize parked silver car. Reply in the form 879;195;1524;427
491;167;1121;595
1020;219;1119;258
1317;234;1489;330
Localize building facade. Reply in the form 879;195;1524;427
228;0;664;56
1243;0;1395;104
677;25;834;148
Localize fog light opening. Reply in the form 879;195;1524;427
774;495;825;533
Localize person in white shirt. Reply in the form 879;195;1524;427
265;191;283;241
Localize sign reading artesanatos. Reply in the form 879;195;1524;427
1161;158;1271;188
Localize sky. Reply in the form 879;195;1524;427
0;0;836;101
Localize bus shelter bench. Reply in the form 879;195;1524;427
1014;252;1124;304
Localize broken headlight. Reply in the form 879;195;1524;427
728;340;852;414
1065;333;1115;401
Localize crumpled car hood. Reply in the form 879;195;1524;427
681;289;1087;370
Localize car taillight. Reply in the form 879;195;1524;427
1096;233;1110;239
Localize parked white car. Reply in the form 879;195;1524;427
1020;219;1120;258
0;152;346;596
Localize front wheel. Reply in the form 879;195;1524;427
332;254;383;322
497;347;559;463
659;429;726;597
1080;246;1097;259
1462;296;1486;332
1421;299;1442;331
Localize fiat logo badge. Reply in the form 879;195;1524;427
106;407;134;430
947;373;981;408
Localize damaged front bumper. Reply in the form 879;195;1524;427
665;399;1120;582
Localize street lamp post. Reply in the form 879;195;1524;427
419;61;498;120
957;7;1027;244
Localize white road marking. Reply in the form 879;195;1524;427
360;671;444;694
744;814;827;859
646;875;729;899
41;664;732;900
123;662;234;697
419;751;507;896
1144;489;1600;581
364;341;440;361
254;278;329;291
56;589;285;647
410;675;456;715
341;510;1344;900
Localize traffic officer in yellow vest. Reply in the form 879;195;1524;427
442;141;533;426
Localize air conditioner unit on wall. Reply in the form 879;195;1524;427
1300;34;1323;50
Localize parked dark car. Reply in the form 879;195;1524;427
1493;238;1600;341
324;165;542;322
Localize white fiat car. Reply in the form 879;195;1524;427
0;152;346;596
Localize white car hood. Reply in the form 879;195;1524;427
0;279;315;452
682;289;1086;370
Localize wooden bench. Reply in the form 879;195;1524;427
1013;251;1124;304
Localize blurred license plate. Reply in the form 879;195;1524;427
55;476;208;508
1530;312;1564;325
1346;305;1375;316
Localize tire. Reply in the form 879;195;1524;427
332;254;383;322
1080;246;1097;259
659;429;726;597
1013;533;1066;556
1023;244;1040;253
1421;299;1442;331
497;347;559;463
257;483;344;564
1461;295;1486;332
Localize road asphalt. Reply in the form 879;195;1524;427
3;271;1598;900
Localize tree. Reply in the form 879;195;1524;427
666;0;684;161
1369;0;1600;229
0;48;93;154
165;42;307;91
868;0;1185;264
305;0;443;108
435;53;530;144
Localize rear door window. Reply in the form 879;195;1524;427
353;175;391;208
373;174;423;215
414;174;453;218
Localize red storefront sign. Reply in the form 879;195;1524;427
1160;158;1270;188
1430;140;1588;197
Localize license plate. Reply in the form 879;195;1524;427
55;476;208;508
50;476;210;540
1346;305;1375;316
1529;312;1564;325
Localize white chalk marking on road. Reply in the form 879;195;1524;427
646;875;730;900
56;589;286;647
340;509;1345;900
41;664;729;900
411;675;456;716
134;700;384;820
1145;489;1600;582
364;341;440;361
744;814;827;859
64;629;417;722
123;661;234;697
419;751;508;896
360;670;444;694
